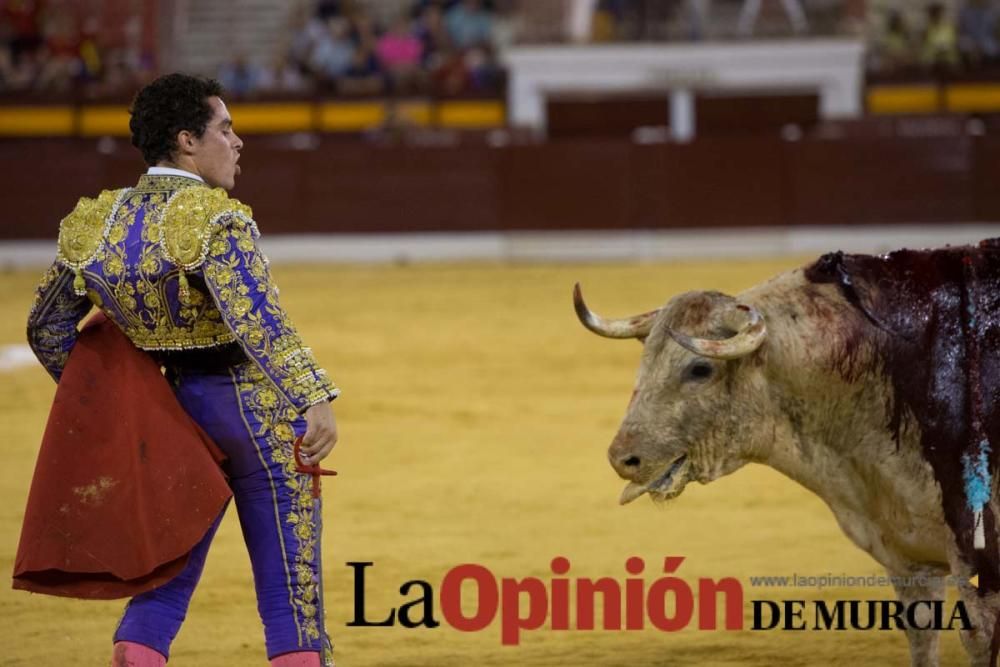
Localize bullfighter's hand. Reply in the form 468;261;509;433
302;402;338;464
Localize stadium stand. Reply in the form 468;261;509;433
0;0;998;255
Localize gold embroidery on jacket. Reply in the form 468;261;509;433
56;188;130;295
133;174;203;194
203;217;339;411
160;185;255;304
26;263;91;379
53;180;257;351
160;186;254;270
230;363;327;648
56;189;128;268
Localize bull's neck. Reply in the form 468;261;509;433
745;272;902;508
763;376;898;509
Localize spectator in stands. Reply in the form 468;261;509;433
348;8;379;50
34;12;81;92
218;54;265;98
430;47;469;95
446;0;494;49
0;4;152;99
416;1;452;68
413;0;470;95
77;16;102;85
376;13;424;93
289;4;328;75
959;0;999;65
91;48;141;98
119;13;157;87
507;0;566;43
920;2;959;69
590;0;623;42
487;0;516;52
316;0;345;21
335;6;384;95
3;0;43;65
7;47;41;91
685;0;712;41
0;16;15;92
737;0;809;37
463;43;501;91
338;42;384;96
0;42;13;92
872;9;915;73
311;16;355;82
258;53;312;94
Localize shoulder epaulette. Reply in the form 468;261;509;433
159;186;254;302
57;188;130;295
160;186;254;269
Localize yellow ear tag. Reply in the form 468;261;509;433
73;269;86;296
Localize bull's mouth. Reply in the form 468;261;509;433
619;455;689;505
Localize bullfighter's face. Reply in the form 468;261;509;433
606;292;773;505
187;96;243;191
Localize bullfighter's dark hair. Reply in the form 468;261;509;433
129;73;224;166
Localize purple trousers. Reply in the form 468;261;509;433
114;362;333;664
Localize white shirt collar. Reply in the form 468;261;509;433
146;166;205;183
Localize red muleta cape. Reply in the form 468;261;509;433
12;313;232;599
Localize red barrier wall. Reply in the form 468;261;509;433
1;133;996;241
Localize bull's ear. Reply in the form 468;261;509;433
668;303;766;360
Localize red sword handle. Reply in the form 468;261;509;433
293;436;338;499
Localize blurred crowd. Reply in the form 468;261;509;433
0;0;156;98
870;1;1000;74
221;0;507;98
1;0;999;100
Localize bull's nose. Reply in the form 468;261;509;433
608;448;642;479
609;428;644;479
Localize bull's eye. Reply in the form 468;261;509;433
683;360;714;382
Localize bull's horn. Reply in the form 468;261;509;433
573;283;659;339
668;304;766;360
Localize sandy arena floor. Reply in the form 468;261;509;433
0;259;968;666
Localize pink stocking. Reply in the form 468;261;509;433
271;652;322;667
111;641;166;667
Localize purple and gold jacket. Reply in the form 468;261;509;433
27;173;339;412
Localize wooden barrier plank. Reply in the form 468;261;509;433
630;138;786;228
0;107;75;137
0;100;505;138
867;85;940;115
228;103;314;134
80;105;131;136
498;141;631;230
786;136;975;224
438;101;505;129
320;102;386;131
974;136;1000;221
946;84;1000;113
298;142;500;233
0;134;992;240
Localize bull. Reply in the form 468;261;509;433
574;245;1000;667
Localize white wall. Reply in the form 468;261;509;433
504;39;867;136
